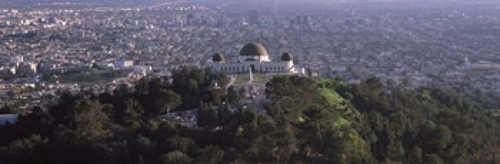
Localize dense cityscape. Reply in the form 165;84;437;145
1;0;500;163
1;0;500;110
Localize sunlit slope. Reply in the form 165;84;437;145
317;79;361;128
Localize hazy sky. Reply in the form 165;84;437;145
1;0;498;9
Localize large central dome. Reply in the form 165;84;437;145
239;42;269;57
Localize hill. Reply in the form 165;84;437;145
0;67;499;163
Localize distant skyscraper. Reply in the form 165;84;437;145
187;14;194;25
294;15;309;25
302;15;309;24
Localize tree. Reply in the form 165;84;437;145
423;154;444;164
0;105;15;114
233;114;278;163
195;145;225;164
135;135;155;161
227;86;242;104
160;151;193;164
407;146;423;164
272;121;298;163
59;99;112;144
0;134;48;163
418;123;452;153
387;140;405;161
365;77;383;92
0;68;499;164
167;136;198;154
197;107;218;129
159;89;181;114
216;72;230;88
120;99;144;129
264;76;318;122
324;128;370;164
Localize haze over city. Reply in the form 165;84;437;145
0;0;499;114
1;0;500;163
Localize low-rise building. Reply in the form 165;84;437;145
113;59;134;68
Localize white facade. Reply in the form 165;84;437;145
211;59;296;74
211;43;297;74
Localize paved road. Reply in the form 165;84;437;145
226;75;236;89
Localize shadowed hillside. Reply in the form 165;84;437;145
1;67;499;164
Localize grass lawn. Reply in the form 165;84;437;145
233;73;269;85
318;87;355;128
319;88;345;106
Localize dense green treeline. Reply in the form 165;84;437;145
0;67;499;164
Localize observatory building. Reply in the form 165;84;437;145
211;43;299;74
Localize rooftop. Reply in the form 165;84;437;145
239;42;269;57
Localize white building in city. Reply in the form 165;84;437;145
211;42;300;74
113;59;134;68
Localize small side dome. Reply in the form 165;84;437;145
281;53;293;61
212;53;225;62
